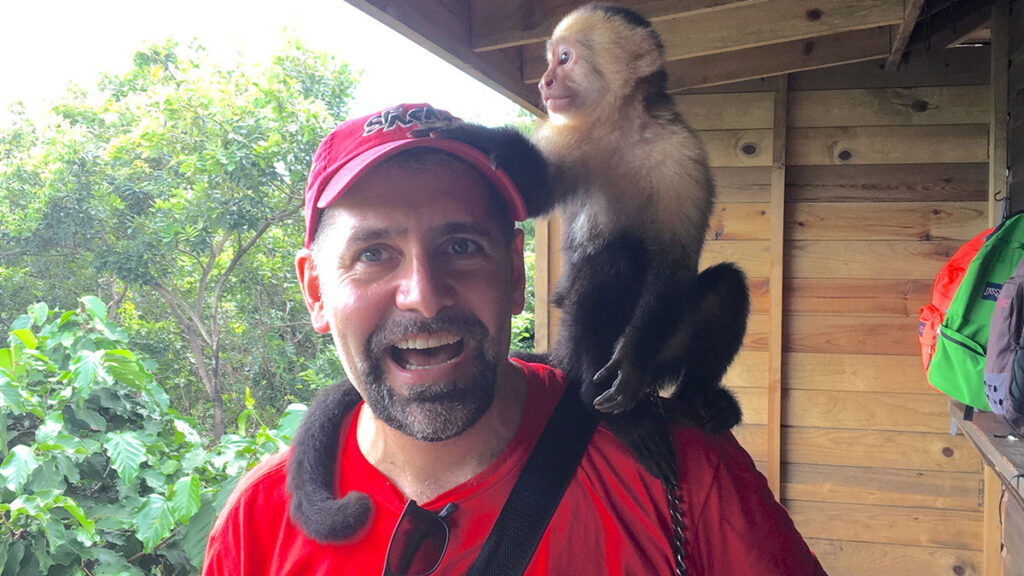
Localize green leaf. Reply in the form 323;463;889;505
10;328;37;350
236;408;252;436
173;418;202;444
275;403;308;440
133;494;175;553
104;431;147;484
0;348;12;372
170;475;201;523
35;411;64;444
0;445;39;491
80;296;107;321
53;495;95;535
70;405;107;431
0;373;25;414
27;302;49;326
90;548;146;576
70;350;105;398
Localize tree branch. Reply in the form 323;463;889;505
151;281;211;347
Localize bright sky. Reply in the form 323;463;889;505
0;0;526;126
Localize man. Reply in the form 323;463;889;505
202;103;827;575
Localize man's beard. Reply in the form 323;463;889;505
358;311;501;442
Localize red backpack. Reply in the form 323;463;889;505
918;226;995;373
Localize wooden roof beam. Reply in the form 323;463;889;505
523;0;904;82
666;27;893;91
344;0;543;113
884;0;927;70
907;0;995;51
469;0;767;52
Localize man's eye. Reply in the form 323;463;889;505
450;239;478;255
559;49;571;65
359;248;384;263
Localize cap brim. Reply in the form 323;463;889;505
317;137;529;221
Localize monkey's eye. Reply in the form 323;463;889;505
558;48;571;65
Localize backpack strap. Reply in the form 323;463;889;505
465;383;597;576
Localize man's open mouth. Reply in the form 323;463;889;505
390;333;464;370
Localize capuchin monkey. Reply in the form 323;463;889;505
434;3;748;432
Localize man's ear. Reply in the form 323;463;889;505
511;228;527;315
296;248;331;334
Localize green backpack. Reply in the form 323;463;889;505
929;213;1024;410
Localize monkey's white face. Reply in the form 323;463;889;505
539;37;595;120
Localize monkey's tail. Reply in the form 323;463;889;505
287;381;372;542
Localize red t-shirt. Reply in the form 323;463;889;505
203;361;826;575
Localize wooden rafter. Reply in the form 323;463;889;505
884;0;927;70
469;0;767;51
665;27;892;91
523;0;903;82
907;0;996;51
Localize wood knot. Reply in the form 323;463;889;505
803;41;815;56
953;565;965;576
741;142;758;156
806;8;823;21
837;149;853;162
942;447;954;457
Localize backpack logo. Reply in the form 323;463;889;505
983;282;1004;302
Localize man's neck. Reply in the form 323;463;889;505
356;361;527;503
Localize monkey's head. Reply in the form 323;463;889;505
539;3;666;125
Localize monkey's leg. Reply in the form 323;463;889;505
665;263;749;431
592;250;695;413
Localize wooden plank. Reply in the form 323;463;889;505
701;240;769;276
806;539;981;576
470;0;766;51
786;163;988;203
786;500;984;550
675;92;774;130
785;352;931;394
346;0;543;112
790;45;990;90
724;349;768;389
767;76;786;499
784;462;983;510
783;428;983;472
663;27;891;90
732;423;766;460
788;125;990;165
699;129;773;166
783;389;955;433
741;312;769;351
786;202;988;241
785;240;961;280
788;85;991;127
785;278;933;317
747;276;770;315
707;203;770;240
1004;492;1024;576
521;0;903;79
733;386;767;425
992;0;1010;228
884;0;927;71
785;314;919;355
950;401;1024;508
712;166;771;202
984;466;1002;576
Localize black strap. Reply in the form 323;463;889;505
465;384;597;576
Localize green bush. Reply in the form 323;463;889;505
0;297;305;575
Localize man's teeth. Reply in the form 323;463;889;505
394;334;461;350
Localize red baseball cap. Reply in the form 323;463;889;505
303;103;529;248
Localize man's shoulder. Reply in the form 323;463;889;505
212;449;292;531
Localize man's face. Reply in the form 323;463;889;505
297;154;526;442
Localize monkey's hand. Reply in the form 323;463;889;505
592;341;646;413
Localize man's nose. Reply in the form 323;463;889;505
395;256;453;317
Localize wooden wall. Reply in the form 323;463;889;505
536;45;997;575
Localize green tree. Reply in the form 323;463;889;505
0;297;305;574
0;39;356;440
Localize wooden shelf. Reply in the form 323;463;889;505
949;399;1024;508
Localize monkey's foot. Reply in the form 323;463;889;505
592;357;645;413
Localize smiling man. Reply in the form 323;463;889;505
201;103;827;576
